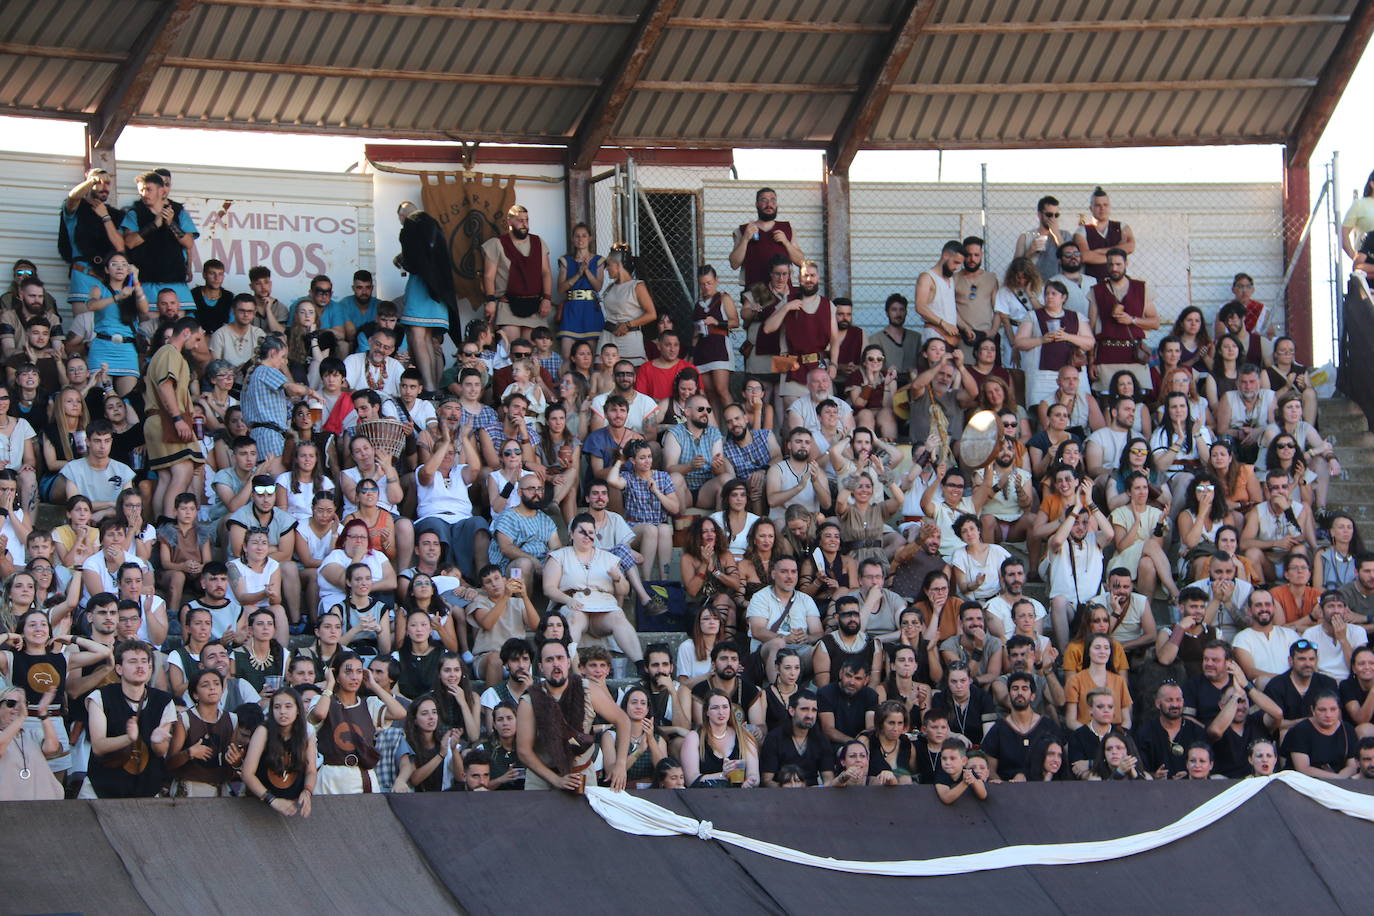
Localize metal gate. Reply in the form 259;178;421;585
590;157;700;337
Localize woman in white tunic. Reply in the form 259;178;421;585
543;514;643;669
596;247;657;366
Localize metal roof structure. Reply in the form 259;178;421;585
0;0;1370;171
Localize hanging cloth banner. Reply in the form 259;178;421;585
418;172;516;308
585;771;1374;878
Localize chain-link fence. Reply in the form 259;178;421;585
590;158;1338;369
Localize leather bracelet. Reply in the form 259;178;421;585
262;792;276;805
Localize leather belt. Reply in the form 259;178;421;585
95;332;130;344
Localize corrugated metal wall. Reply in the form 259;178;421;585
0;151;373;304
685;175;1282;334
1;147;1278;342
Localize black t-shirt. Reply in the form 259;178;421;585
1264;671;1339;722
1135;718;1207;777
980;716;1062;781
110;423;146;472
10;387;48;436
691;677;762;723
817;683;879;743
1281;720;1357;772
933;766;960;787
914;736;944;784
1068;724;1112;771
1182;675;1230;725
759;725;831;785
1210;713;1267;779
1338;676;1371;723
930;686;997;745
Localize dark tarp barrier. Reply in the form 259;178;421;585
392;782;1374;916
983;781;1347;915
387;789;785;916
7;780;1374;915
87;795;462;916
673;788;1057;915
0;800;151;915
1264;780;1374;910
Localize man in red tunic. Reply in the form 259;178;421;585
831;297;866;380
729;187;804;288
1073;186;1137;283
1088;248;1160;393
482;204;553;345
762;261;841;408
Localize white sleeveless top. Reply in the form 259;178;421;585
769;460;817;522
919;269;957;342
1256;499;1304;542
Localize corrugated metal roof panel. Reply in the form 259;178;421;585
0;0;1361;148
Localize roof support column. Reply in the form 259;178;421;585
822;156;851;301
566;166;592;236
1283;153;1313;364
84;125;116;186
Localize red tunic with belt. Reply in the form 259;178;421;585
500;234;546;299
783;296;833;383
834;325;865;370
1082;220;1122;281
738;221;794;288
1091;278;1147;365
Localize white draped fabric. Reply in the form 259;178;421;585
585;772;1374;877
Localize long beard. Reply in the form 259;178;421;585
941;264;955;278
511;228;529;240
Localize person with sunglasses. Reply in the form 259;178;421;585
1259;637;1337;733
1241;468;1318;584
589;358;660;440
845;346;899;442
226;474;301;627
663;394;727;511
545;513;644;674
0;683;63;800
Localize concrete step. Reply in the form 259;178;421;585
1320;413;1369;435
1334;505;1374;523
1327;481;1374;504
1329;431;1374;450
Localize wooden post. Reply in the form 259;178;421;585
566;166;592;234
1283;154;1313;364
84;126;116;187
822;159;851;301
568;0;678;171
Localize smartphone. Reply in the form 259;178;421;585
263;676;283;693
510;567;522;581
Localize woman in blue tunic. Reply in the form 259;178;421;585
556;222;605;361
395;202;457;393
68;252;146;396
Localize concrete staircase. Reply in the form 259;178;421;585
1320;395;1374;523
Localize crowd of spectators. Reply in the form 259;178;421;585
2;168;1373;807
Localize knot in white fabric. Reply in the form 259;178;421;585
694;820;715;841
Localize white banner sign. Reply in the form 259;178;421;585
181;197;361;295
